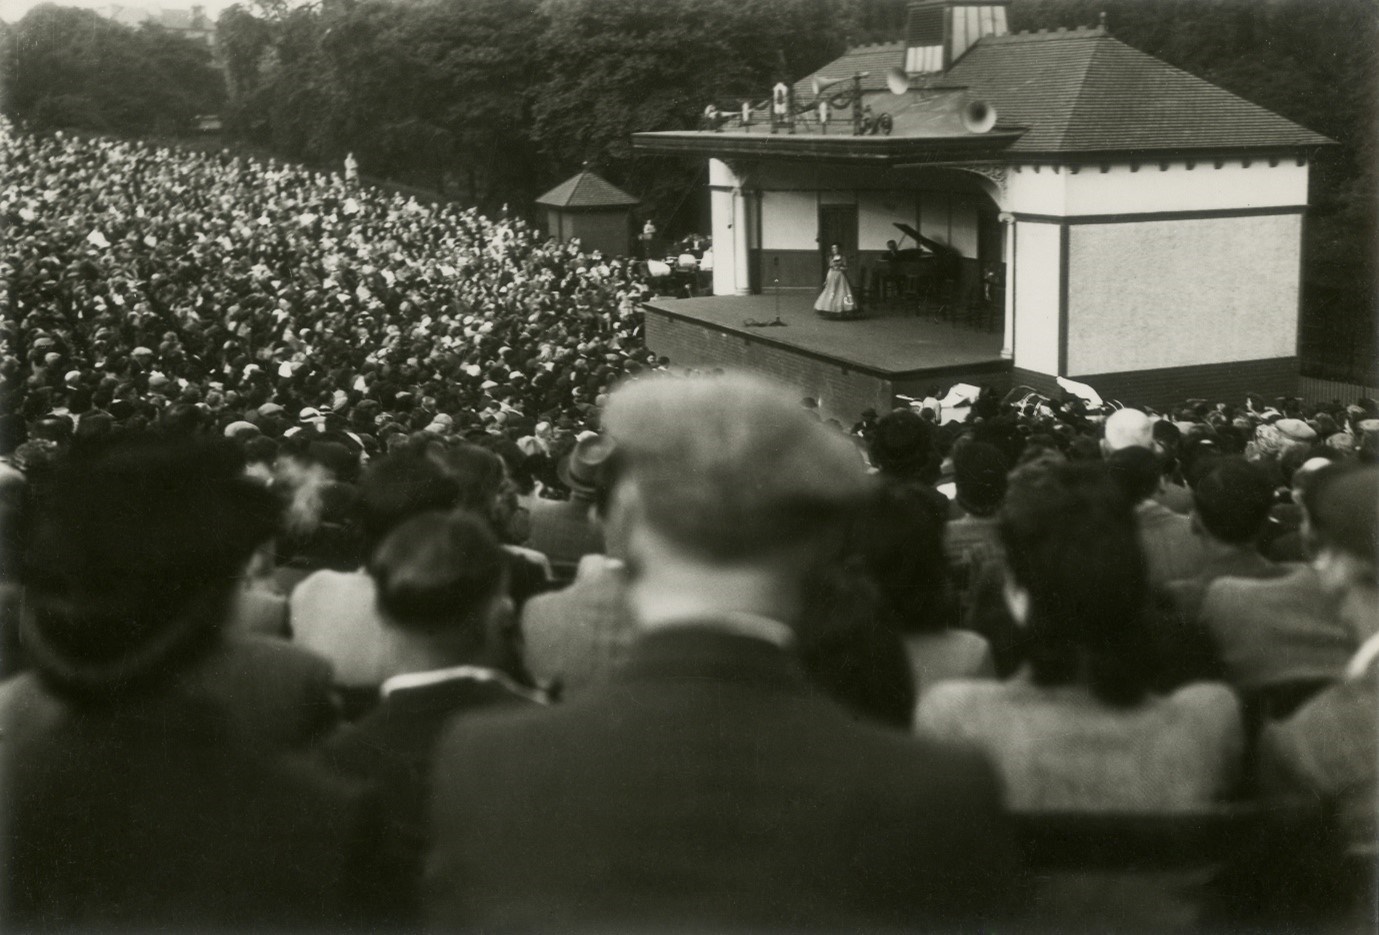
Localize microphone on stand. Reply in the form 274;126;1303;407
773;256;781;320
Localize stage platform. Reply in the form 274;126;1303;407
642;290;1011;422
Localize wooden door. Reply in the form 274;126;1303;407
818;203;858;280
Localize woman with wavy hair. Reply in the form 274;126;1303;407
915;460;1244;811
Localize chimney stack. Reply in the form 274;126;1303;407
904;0;1010;75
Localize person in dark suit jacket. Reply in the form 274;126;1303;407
3;434;384;931
2;691;383;931
1;630;339;752
321;509;545;925
426;371;1025;933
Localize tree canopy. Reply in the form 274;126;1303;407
213;0;848;216
1;4;222;136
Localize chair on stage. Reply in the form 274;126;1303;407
901;273;923;314
961;296;1003;332
862;264;886;307
920;277;958;324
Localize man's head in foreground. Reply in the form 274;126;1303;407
600;371;873;628
1303;463;1378;610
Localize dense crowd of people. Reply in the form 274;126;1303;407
1;120;656;487
2;123;1378;932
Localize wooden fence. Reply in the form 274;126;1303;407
1298;376;1379;404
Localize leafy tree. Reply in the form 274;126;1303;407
405;0;543;205
316;0;543;204
217;0;543;206
529;0;849;230
1;4;222;136
218;4;277;136
214;0;846;224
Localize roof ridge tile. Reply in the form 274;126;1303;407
1056;34;1112;152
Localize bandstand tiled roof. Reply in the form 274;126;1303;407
800;41;908;94
536;170;640;210
795;27;1332;156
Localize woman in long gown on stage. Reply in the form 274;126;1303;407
815;244;859;319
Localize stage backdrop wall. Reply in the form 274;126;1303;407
1066;213;1301;375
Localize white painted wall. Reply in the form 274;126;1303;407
858;191;915;250
1005;160;1311;218
1012;221;1062;375
708;158;739;189
755;185;986;254
1066;213;1301;373
949;200;979;255
818;189;857;205
1064;161;1309;215
1005;166;1070;216
914;192;981;255
761;191;817;250
918;196;950;246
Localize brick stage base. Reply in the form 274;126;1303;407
642;292;1009;423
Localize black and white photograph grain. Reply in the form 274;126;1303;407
0;0;1375;930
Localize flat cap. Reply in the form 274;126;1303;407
601;371;871;559
222;420;261;440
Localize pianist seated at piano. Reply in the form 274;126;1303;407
878;240;905;300
878;223;962;306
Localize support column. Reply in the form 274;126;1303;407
999;212;1015;360
732;185;750;296
708;159;738;296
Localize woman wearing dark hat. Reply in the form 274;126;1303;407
4;435;384;930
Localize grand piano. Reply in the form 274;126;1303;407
876;222;963;302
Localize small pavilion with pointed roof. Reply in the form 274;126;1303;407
630;0;1334;410
536;168;640;258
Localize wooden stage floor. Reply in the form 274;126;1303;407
642;290;1005;377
